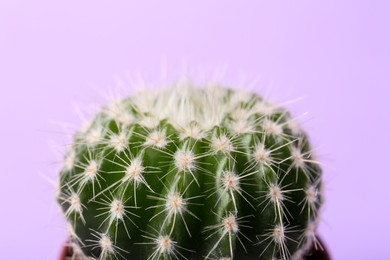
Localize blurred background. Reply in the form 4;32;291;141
0;1;389;259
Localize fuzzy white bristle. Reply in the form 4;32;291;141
305;222;316;239
230;108;250;122
84;160;98;181
255;101;276;116
204;212;241;259
86;230;128;260
224;214;239;233
179;123;205;140
254;144;271;164
109;132;128;153
291;147;305;168
144;130;168;148
69;193;82;213
301;221;322;251
128;85;235;133
99;233;114;254
85;127;103;146
222;171;240;192
123;158;144;186
66;222;86;247
174;149;196;172
140;115;160;129
287;119;302;136
231;119;253;134
54;180;61;199
64;191;86;225
110;198;125;220
305;185;318;205
263;119;283;136
165;193;186;215
272;225;285;244
156;235;173;254
212;135;233;154
269;184;284;202
64;149;76;171
230;89;253;106
105;99;125;120
117;111;134;126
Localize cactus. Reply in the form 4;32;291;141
57;82;323;260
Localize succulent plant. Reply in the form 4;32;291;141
57;82;323;260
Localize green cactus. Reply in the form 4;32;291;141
57;82;323;260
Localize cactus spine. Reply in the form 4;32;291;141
58;82;323;259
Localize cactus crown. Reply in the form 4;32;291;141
58;82;323;260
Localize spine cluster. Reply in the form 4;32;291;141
58;84;323;260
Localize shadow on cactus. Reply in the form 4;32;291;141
57;82;326;260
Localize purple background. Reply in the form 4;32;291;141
1;1;389;259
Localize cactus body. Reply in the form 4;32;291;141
58;84;323;260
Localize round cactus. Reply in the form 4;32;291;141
57;82;323;260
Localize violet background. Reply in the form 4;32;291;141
0;1;389;259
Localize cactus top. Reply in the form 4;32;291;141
58;83;323;260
